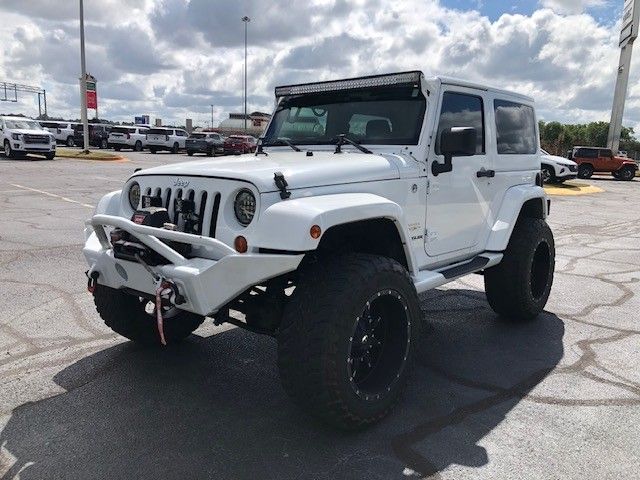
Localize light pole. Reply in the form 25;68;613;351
79;0;89;152
210;104;214;130
242;16;250;132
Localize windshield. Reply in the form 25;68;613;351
5;120;41;130
263;85;426;146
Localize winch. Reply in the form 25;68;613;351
111;205;192;265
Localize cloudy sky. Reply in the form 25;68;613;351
0;0;637;131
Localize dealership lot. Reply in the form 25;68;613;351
0;153;638;479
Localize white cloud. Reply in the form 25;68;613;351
539;0;608;15
0;0;637;132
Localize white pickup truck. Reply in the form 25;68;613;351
84;71;554;429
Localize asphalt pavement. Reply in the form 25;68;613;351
0;151;638;479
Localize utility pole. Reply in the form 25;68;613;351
210;104;214;130
79;0;89;152
608;0;639;153
242;16;250;132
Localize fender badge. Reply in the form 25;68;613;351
173;178;190;188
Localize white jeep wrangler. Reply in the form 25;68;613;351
84;72;554;429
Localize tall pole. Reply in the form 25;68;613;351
242;16;250;132
210;104;214;129
607;0;640;153
79;0;89;152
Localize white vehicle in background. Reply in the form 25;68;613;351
540;149;578;184
145;127;188;154
39;121;78;147
0;116;56;160
108;125;149;152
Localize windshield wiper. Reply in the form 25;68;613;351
334;134;373;154
264;137;301;152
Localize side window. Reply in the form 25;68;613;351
578;148;597;158
494;99;537;154
599;149;612;157
436;92;485;155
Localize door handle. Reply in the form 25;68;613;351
476;168;495;178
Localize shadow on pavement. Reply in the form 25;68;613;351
0;289;564;480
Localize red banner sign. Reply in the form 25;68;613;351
86;90;97;109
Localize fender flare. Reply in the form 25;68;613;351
94;190;122;216
251;193;417;272
485;185;547;252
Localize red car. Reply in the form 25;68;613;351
223;135;257;154
570;146;637;181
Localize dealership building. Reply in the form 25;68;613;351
217;112;271;136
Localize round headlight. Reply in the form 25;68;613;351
234;189;256;226
128;182;140;210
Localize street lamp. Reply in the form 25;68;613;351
242;16;250;132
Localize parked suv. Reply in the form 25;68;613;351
108;125;149;152
0;116;56;159
570;146;637;180
145;127;188;153
84;72;554;429
540;149;577;183
73;123;111;149
223;134;257;154
40;121;78;146
186;132;225;156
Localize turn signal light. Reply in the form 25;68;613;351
310;225;322;239
234;236;248;253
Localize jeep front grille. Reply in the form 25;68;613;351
142;186;221;237
24;134;50;144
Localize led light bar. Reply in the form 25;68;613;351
274;71;422;97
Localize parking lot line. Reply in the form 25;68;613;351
9;183;94;209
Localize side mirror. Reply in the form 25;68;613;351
432;127;476;176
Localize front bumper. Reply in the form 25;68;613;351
14;142;55;153
83;214;303;316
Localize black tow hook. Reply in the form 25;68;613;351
86;270;100;294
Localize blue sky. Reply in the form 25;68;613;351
442;0;619;23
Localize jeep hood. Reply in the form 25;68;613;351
133;151;401;192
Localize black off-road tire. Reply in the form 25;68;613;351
618;165;636;181
134;140;143;152
45;152;55;160
277;254;421;430
93;284;204;346
484;217;555;321
577;164;593;179
66;136;75;147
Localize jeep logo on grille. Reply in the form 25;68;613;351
173;178;190;188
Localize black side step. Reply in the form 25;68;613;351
440;256;490;280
